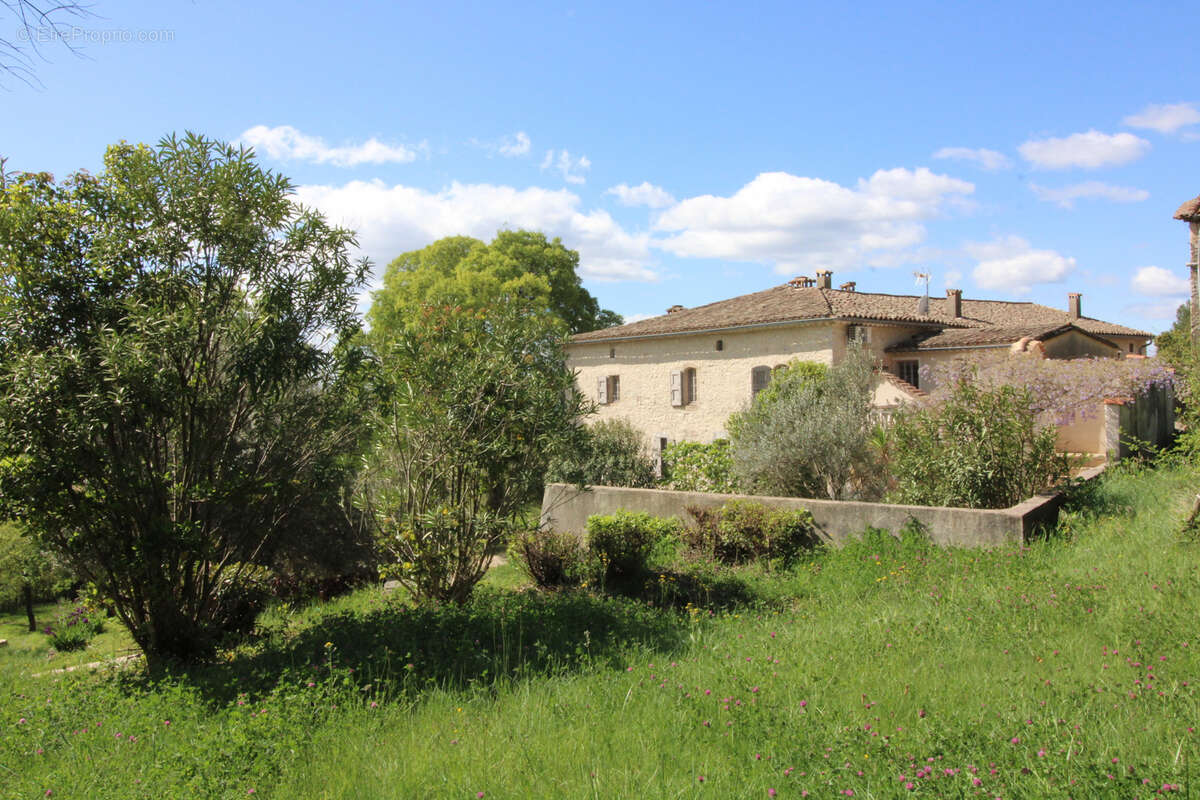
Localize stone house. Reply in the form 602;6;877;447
567;270;1151;458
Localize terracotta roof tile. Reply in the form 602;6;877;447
1175;194;1200;221
572;284;1150;343
885;323;1122;352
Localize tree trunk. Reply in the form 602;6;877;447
24;583;36;632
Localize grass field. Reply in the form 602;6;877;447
2;459;1198;799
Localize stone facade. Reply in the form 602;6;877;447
569;321;836;449
567;282;1152;454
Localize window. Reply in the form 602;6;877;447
609;347;615;359
847;324;869;345
895;360;919;389
670;368;697;407
751;366;772;398
715;339;724;351
597;374;620;404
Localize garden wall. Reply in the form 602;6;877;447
540;470;1098;549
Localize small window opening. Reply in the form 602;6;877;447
715;339;724;351
896;360;919;389
751;366;772;397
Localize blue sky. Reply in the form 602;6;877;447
4;0;1200;334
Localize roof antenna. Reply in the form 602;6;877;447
914;271;931;315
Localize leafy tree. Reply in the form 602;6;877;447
661;439;739;493
0;133;370;666
356;302;588;604
0;521;73;630
728;347;883;500
888;379;1068;509
368;230;622;338
1155;303;1191;368
546;418;656;489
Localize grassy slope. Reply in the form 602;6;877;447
3;461;1198;799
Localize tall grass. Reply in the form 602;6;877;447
3;460;1198;798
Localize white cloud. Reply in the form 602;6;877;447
498;131;531;157
1131;265;1189;296
1030;181;1150;209
932;147;1011;171
967;236;1076;292
239;125;423;167
1123;102;1200;135
1124;301;1188;321
606;181;676;208
292;179;657;301
621;312;657;324
652;168;973;274
540;150;591;184
942;269;963;288
1018;130;1150;169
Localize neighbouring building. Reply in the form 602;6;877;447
567;270;1151;459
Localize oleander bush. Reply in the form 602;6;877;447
888;378;1070;509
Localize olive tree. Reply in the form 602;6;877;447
0;134;370;665
728;348;884;500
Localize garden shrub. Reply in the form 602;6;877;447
888;379;1069;509
44;603;105;651
684;500;817;564
508;528;591;589
546;418;657;489
728;346;884;500
585;511;682;577
661;439;738;493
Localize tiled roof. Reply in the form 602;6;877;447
571;284;1151;343
1175;195;1200;222
885;324;1121;352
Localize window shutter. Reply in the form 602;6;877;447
670;370;683;407
597;376;608;404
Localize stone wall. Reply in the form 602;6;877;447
541;479;1079;550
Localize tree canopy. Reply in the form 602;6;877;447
367;230;622;340
0;133;371;665
356;302;589;603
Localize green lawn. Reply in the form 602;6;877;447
3;460;1199;799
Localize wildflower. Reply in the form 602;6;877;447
768;790;777;798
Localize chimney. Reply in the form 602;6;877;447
946;288;962;318
666;304;685;314
788;276;815;288
1068;293;1081;319
815;269;832;290
839;281;857;292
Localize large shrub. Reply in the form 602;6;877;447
684;501;816;564
661;439;739;493
586;511;682;578
508;529;590;589
888;379;1069;509
728;347;884;500
546;418;657;488
0;135;369;666
357;303;589;604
